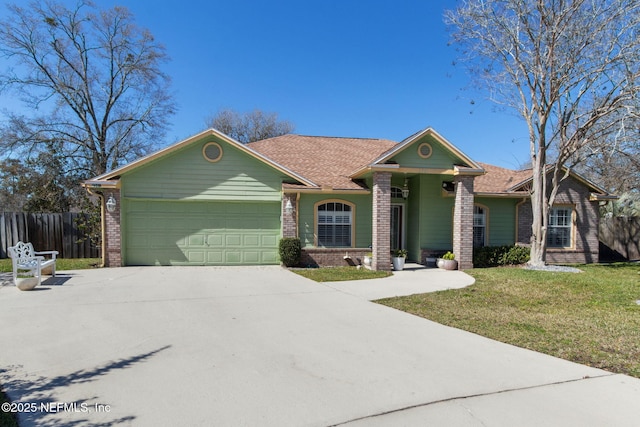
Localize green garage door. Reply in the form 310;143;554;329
124;200;281;265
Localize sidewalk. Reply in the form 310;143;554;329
324;263;475;300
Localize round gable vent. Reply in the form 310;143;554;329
203;142;223;162
417;142;433;159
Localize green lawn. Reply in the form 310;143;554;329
378;263;640;378
0;258;101;273
292;266;392;282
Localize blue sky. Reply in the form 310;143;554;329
2;0;531;169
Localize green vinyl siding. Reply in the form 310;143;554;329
121;137;287;202
298;194;373;248
475;197;518;246
418;175;455;250
123;200;280;265
406;177;422;260
389;135;461;169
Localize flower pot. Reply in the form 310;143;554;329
363;255;372;268
15;277;39;291
437;259;458;270
392;256;405;271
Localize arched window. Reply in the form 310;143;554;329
316;201;353;247
391;187;404;199
473;205;487;247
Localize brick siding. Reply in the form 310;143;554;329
300;248;370;268
282;193;297;238
516;176;600;264
453;175;474;270
104;190;122;267
372;172;392;271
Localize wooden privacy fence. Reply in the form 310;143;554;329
0;212;100;259
600;216;640;261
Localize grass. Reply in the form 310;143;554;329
378;263;640;378
0;257;101;273
293;266;392;282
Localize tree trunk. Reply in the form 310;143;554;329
529;145;548;267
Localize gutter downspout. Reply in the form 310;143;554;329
296;192;300;238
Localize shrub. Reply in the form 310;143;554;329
473;245;530;268
442;251;455;260
279;238;301;267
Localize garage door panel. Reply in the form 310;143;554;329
225;234;242;246
262;235;278;247
243;251;260;264
225;251;241;264
262;251;278;263
207;251;223;263
207;235;223;247
243;235;260;246
125;201;280;266
189;251;205;263
188;234;205;246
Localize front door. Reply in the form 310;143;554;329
390;204;404;252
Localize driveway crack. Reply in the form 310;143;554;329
327;373;617;426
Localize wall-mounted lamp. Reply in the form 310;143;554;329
106;194;117;212
442;181;455;192
402;178;410;199
284;199;294;215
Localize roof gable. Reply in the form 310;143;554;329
475;162;614;200
376;127;481;169
350;127;483;177
84;128;314;188
120;135;301;201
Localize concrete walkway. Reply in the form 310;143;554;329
324;263;475;300
1;266;639;426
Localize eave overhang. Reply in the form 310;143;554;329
83;128;316;188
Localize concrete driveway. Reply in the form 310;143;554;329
1;266;639;426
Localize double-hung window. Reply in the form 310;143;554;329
317;202;352;247
473;205;486;247
547;207;572;248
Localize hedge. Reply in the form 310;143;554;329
473;245;530;268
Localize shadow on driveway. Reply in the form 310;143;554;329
1;345;170;426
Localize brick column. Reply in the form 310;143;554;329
372;172;391;271
453;175;474;270
104;190;122;267
282;193;298;238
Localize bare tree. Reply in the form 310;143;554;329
0;0;176;177
206;108;294;144
446;0;640;266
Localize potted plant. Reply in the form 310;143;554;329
437;251;458;270
392;249;408;271
363;252;373;268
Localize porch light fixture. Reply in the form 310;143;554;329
402;179;410;199
284;199;294;215
442;181;455;192
106;194;117;213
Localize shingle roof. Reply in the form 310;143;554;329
474;162;532;194
249;135;398;190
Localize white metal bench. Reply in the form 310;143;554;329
8;241;58;288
